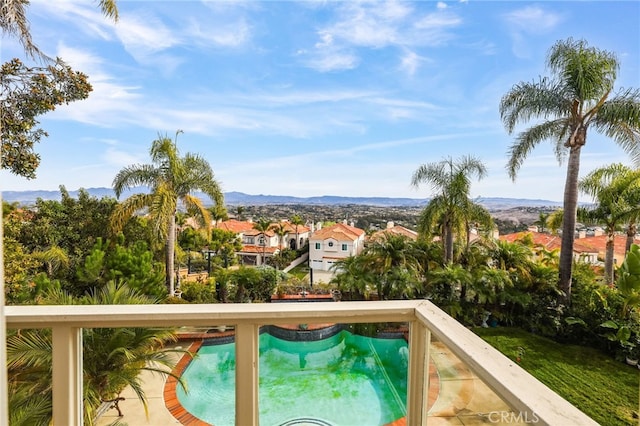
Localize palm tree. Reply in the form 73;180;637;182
411;155;487;264
330;255;373;300
1;0;119;59
6;282;185;425
290;214;304;249
500;37;640;304
271;222;288;252
31;244;69;278
110;132;224;297
578;163;640;284
366;233;423;299
252;217;272;265
533;212;550;233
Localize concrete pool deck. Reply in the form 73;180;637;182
96;336;525;426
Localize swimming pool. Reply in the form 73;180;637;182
175;328;408;426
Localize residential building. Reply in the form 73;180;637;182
215;219;310;266
309;221;365;271
368;221;418;242
498;231;640;265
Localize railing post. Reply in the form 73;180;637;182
407;320;430;426
52;326;83;425
235;323;260;426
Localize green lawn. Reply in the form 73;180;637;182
287;264;310;280
473;327;638;426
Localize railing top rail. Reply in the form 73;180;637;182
414;303;598;426
5;300;419;329
5;299;598;425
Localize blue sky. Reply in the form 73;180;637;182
1;0;639;202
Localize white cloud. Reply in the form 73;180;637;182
503;6;563;58
504;6;562;34
32;0;116;41
185;17;251;48
437;2;448;10
303;1;461;72
104;147;144;168
399;49;421;75
115;12;179;60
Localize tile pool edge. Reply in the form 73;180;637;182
163;331;441;426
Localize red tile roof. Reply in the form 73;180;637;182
215;219;256;233
311;223;365;241
239;245;279;254
369;225;418;241
499;231;640;257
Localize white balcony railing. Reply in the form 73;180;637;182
3;300;597;426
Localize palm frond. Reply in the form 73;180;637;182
499;78;571;133
547;37;618;102
506;119;567;179
98;0;119;21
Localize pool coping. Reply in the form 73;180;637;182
163;326;439;426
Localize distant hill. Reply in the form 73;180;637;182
2;187;563;209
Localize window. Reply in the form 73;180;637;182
315;242;321;249
341;244;348;251
258;237;265;246
328;241;334;247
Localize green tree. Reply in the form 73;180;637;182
500;37;640;304
31;244;69;278
366;233;423;299
110;132;224;296
411;155;487;264
330;255;374;300
209;228;242;268
533;212;550;233
578;163;640;284
6;282;184;426
271;222;288;252
77;237;166;297
252;217;273;265
290;214;305;250
1;59;93;177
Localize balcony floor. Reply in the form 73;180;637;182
96;338;528;426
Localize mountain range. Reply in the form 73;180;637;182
2;187;563;209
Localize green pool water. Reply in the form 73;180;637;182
175;329;408;426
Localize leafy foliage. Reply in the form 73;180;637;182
1;59;92;177
6;282;185;426
110;132;225;296
76;237;166;298
500;37;640;304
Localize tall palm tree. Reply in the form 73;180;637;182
0;0;119;59
411;155;487;264
290;214;304;249
366;233;423;299
578;163;640;284
533;212;550;234
252;217;272;265
500;37;640;304
271;222;288;252
110;132;224;296
330;255;373;300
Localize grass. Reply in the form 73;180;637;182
287;264;310;280
473;327;638;426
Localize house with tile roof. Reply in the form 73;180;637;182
214;219;310;266
309;221;366;272
368;221;418;242
498;231;640;266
